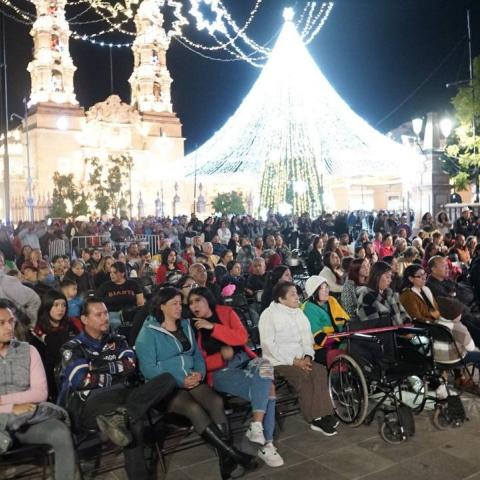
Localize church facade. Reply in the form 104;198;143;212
5;0;191;222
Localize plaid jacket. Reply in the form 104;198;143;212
356;287;409;325
434;319;476;364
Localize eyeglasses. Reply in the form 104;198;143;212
412;273;427;278
182;283;198;289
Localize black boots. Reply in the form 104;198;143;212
202;424;257;479
215;424;244;479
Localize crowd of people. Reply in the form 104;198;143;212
2;206;480;480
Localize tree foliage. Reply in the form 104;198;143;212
442;56;480;191
211;191;246;215
85;154;134;216
49;172;89;218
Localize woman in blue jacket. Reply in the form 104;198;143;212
135;287;255;480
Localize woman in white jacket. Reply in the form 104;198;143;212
259;281;338;436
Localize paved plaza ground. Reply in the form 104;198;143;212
3;393;480;480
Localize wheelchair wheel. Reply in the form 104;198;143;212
328;354;368;427
432;399;465;430
379;407;414;444
432;405;450;430
379;419;405;444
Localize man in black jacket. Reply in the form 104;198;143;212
58;297;175;480
427;255;480;346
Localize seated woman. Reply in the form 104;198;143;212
341;258;370;317
306;236;324;276
436;296;480;393
260;265;292;312
363;241;378;265
319;251;344;295
399;264;441;323
214;250;234;286
220;261;246;292
259;282;338;436
354;231;369;249
177;275;198;318
0;301;75;479
381;256;402;292
397;246;419;277
188;287;284;467
93;255;114;288
420;212;436;233
378;234;394;259
135;287;257;478
29;290;81;400
422;242;441;269
356;261;409;325
63;259;95;295
303;276;349;364
155;248;188;286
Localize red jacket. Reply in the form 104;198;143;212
197;305;256;385
155;262;188;285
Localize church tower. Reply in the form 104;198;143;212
27;0;78;105
129;0;173;113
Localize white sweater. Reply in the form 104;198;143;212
259;302;315;366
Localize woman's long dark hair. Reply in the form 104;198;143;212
37;290;68;333
161;248;177;267
348;258;367;286
187;286;218;316
260;265;291;311
323;251;343;284
149;287;182;323
400;264;424;291
366;261;392;292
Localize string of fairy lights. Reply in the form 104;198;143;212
0;0;334;59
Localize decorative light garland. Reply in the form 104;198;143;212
0;0;35;22
2;0;334;61
304;2;334;44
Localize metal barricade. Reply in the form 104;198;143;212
68;234;164;257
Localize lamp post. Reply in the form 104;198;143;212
1;12;10;223
11;98;34;222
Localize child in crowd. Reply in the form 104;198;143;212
60;278;84;331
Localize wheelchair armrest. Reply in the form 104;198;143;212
349;333;382;344
396;326;427;335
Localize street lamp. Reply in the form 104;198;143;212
412;117;423;137
439;117;453;139
11;98;33;222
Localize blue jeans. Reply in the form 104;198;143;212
212;357;276;442
462;351;480;366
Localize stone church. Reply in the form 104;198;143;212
5;0;192;221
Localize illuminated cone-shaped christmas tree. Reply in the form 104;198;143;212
187;8;419;215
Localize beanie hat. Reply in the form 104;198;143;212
305;275;329;298
437;296;463;321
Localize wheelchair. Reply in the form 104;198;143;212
326;315;466;444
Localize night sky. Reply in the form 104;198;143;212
1;0;479;153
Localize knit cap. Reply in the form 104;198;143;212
436;296;463;322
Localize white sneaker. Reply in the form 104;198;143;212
245;422;265;445
258;443;284;467
436;384;448;400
